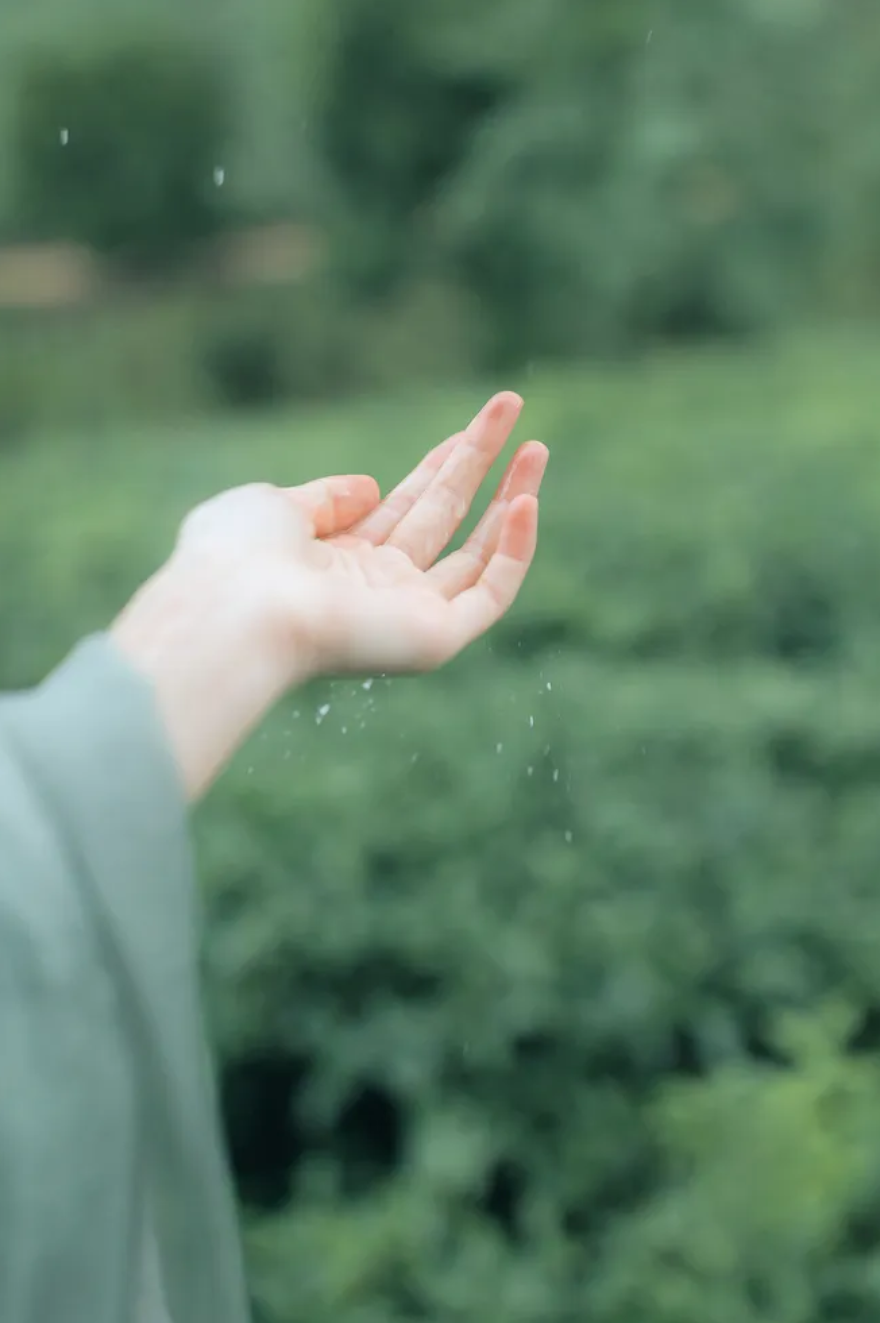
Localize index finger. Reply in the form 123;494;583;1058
287;475;381;538
352;432;462;545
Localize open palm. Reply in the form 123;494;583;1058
180;392;547;678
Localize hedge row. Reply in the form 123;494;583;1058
4;334;880;1319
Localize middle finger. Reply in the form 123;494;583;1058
385;391;523;570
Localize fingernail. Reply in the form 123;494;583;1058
487;391;523;421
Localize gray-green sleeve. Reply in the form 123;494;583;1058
0;635;250;1323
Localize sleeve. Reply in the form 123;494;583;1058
0;635;250;1323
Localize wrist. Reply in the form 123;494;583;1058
111;549;311;800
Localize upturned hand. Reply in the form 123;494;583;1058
113;393;547;797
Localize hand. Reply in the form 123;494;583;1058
113;393;547;797
183;390;547;675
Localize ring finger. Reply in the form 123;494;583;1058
427;441;548;598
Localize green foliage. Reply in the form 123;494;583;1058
313;0;503;299
0;278;485;436
4;0;880;1314
5;335;880;1317
4;1;880;367
12;36;230;268
312;0;880;364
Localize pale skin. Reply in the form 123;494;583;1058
112;392;548;800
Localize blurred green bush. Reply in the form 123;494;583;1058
5;334;880;1318
12;36;230;269
4;0;880;375
313;0;880;365
0;276;487;436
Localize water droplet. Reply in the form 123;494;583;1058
527;766;534;777
213;166;225;187
316;703;331;724
59;128;69;146
529;715;534;728
564;830;573;844
496;742;504;754
553;768;560;783
363;678;374;691
341;726;348;735
411;752;420;764
546;681;552;692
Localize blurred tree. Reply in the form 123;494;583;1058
13;36;231;270
311;0;880;365
314;0;505;297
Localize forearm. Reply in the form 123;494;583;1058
111;551;307;801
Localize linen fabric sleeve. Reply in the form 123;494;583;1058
0;635;250;1323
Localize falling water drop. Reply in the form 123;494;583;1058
59;128;69;146
213;165;226;187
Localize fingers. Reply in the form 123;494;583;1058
444;494;539;655
383;392;524;568
427;441;548;598
386;391;523;568
287;475;381;538
352;432;462;545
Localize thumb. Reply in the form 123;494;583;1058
286;475;381;539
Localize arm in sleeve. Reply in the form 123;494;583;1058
0;635;250;1323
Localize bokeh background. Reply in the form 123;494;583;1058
4;2;880;1320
